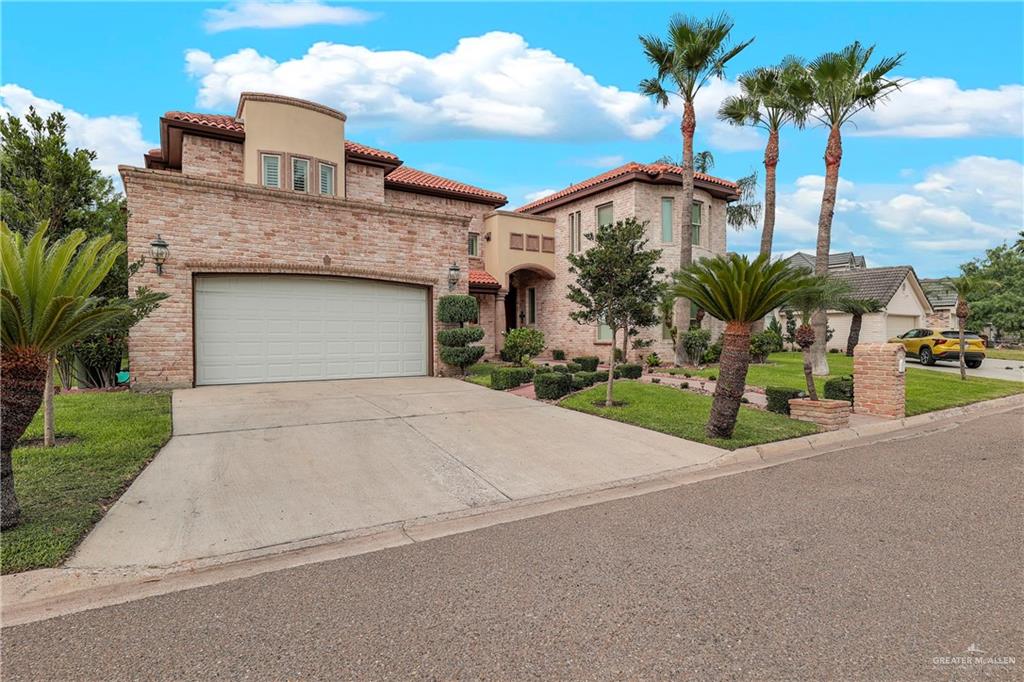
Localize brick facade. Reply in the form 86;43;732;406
181;135;244;183
853;342;906;419
788;398;851;431
345;162;386;203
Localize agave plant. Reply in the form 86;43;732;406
673;254;810;439
1;222;126;528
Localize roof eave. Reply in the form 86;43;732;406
384;179;507;208
519;170;738;213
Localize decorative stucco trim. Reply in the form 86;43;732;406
236;92;347;122
119;166;472;225
184;261;441;287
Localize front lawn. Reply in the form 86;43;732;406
560;381;818;450
661;352;1022;416
987;348;1024;362
465;362;499;387
1;390;172;574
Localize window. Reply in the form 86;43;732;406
319;162;335;195
568;210;583;253
527;288;537;324
291;157;310;192
691;201;702;245
597;320;614;342
661;197;674;243
661;321;674;340
597;203;614;228
468;233;479;257
689;300;699;328
261;153;281;189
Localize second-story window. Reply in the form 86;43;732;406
568;210;583;253
261;153;281;189
661;197;674;243
292;157;310;193
319;162;335;196
691;201;702;245
597;202;614;228
468;233;479;257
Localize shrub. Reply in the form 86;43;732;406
440;345;485;369
766;386;804;415
552;364;570;374
501;327;545;365
651;377;661;384
437;295;478;324
534;372;572;400
490;367;524;391
749;330;782;363
824;376;854;402
574;371;596;387
534;365;555;375
681;328;711;365
707;373;717;381
680;381;689;389
593;370;609;382
613;347;625;363
683;371;692;378
703;339;722;364
437;326;485;347
565;362;582;373
645;352;661;370
619;363;643;379
571;374;589;391
613;368;622;379
829;347;840;354
552;349;566;361
573;356;600;372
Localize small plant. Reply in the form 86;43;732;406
619;363;643;379
707;373;717;381
651;377;661;384
680;328;711;366
703;339;722;364
683;371;692;378
823;376;854;402
565;362;583;373
501;327;545;366
765;386;805;415
613;347;625;363
572;356;600;372
437;295;485;375
829;347;840;354
534;372;572;400
680;381;689;389
749;329;783;363
552;349;566;361
645;352;661;370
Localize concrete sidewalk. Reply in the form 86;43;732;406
67;377;724;569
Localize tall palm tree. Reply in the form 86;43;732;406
837;297;883;356
673;254;809;439
785;275;851;399
944;274;998;380
1;222;126;528
640;13;753;366
718;58;811;258
805;42;904;376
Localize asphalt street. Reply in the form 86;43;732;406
3;409;1022;680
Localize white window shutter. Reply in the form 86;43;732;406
262;155;280;188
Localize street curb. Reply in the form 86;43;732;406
3;393;1022;628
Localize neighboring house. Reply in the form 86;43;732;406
512;162;739;361
781;252;933;350
920;278;959;328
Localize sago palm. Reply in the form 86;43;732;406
943;274;998;380
718;58;811;257
640;12;753;366
786;275;851;400
837;297;883;356
1;222;126;528
673;254;809;439
805;42;904;376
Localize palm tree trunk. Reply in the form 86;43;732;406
705;321;752;439
1;347;49;529
760;127;780;258
846;313;863;357
674;99;697;366
958;316;967;380
605;329;617;407
801;348;819;401
811;124;843;376
44;352;56;447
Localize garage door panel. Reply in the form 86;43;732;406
195;275;428;386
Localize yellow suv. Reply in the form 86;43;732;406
889;328;986;368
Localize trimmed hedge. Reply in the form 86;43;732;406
824;376;854;402
534;365;555;375
576;371;598;385
571;374;589;391
592;370;609;382
552;349;566;361
573;371;596;387
491;366;534;390
565;362;582;373
552;364;571;374
437;326;485;347
766;386;804;415
572;356;600;372
437;295;478;324
439;345;485;368
534;372;571;400
618;363;643;379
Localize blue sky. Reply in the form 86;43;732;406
3;1;1022;277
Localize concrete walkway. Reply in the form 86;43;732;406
68;377;724;569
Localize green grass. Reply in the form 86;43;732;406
1;391;172;574
465;362;499;387
659;352;1023;416
987;348;1024;362
560;381;818;450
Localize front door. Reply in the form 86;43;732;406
505;285;518;331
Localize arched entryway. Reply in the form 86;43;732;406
504;264;556;331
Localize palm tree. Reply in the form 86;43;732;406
1;222;126;528
785;275;852;399
673;254;809;439
718;58;811;258
944;274;998;380
837;298;883;356
640;13;753;366
805;42;904;376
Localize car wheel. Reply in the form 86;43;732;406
966;359;982;369
919;346;935;365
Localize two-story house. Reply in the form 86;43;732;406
124;92;739;388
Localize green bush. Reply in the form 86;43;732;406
437;295;478;324
534;365;555;375
651;377;661;384
613;347;625;362
501;327;545;365
552;349;566;361
824;376;854;402
645;352;661;369
680;381;689;389
437;326;485;347
703;339;722;364
574;371;596;387
829;347;840;354
571;374;588;391
593;370;609;382
573;356;600;372
491;367;525;391
565;361;582;373
534;372;571;400
439;345;485;368
708;373;717;381
618;363;643;379
749;330;782;363
766;386;804;415
681;328;711;365
552;364;570;374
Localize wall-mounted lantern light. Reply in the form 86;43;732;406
149;235;169;275
447;262;461;290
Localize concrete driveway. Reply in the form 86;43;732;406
908;357;1024;382
69;377;723;569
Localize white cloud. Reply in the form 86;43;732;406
852;78;1023;138
0;84;153;179
204;1;375;33
523;188;558;203
185;32;671;141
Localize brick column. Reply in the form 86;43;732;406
495;290;507;354
853;342;906;419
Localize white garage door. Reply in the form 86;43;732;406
885;314;918;339
195;275;428;386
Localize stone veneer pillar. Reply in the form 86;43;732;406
853;342;906;419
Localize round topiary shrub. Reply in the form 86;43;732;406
437;295;479;324
619;363;643;379
437;326;485;347
534;372;571;400
501;327;545;365
572;356;600;372
571;374;588;391
565;362;583;373
437;295;485;375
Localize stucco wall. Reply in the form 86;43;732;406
122;167;470;389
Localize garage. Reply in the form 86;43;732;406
885;314;918;339
194;275;429;386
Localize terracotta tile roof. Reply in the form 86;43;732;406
344;140;399;163
164;111;245;133
468;269;501;288
516;161;740;213
386;166;507;204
